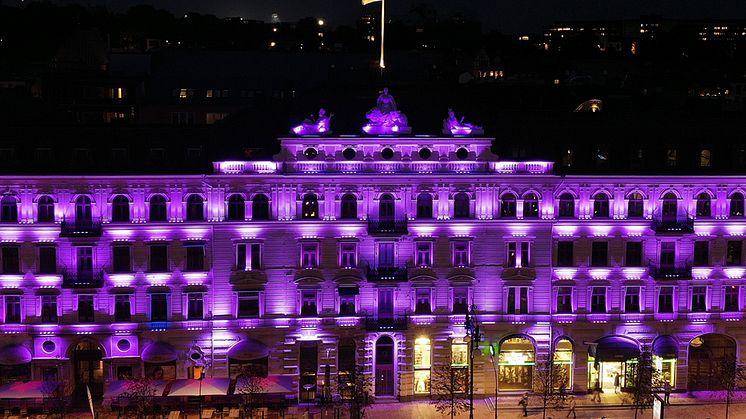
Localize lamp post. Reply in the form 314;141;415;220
464;304;481;419
489;344;499;419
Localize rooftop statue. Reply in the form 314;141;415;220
363;87;411;134
291;108;333;135
443;109;483;136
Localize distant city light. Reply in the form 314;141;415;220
317;19;325;26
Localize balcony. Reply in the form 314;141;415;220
651;217;694;234
649;265;692;280
60;218;103;237
366;266;408;282
364;315;408;331
501;266;537;280
367;219;408;235
62;270;104;288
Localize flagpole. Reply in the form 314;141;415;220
379;0;385;69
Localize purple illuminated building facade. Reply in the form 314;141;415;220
0;132;742;402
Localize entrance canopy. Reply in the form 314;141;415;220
227;339;269;361
0;344;32;366
141;342;177;364
653;336;678;359
592;336;640;362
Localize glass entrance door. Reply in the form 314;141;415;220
375;336;395;397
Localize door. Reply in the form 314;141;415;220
73;341;104;403
378;289;393;319
375;336;395;397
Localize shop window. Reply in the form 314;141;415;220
498;336;535;391
146;362;176;380
451;339;468;367
299;343;318;401
553;339;573;389
338;339;356;398
414;338;431;394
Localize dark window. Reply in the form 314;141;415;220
453;288;468;314
379;194;395;221
149;245;168;272
302;194;319;219
0;196;18;223
338;340;356;390
727;241;743;266
38;246;56;274
416;193;433;219
76;246;93;273
41;295;57;323
415;289;431;314
227;195;245;221
1;247;19;274
694;241;709;266
506;287;528;314
506;242;517;267
299;343;318;402
501;194;516;218
186;195;204;221
111;195;130;222
300;290;317;316
628;193;644;218
556;287;572;313
186;245;205;271
593;193;609;218
591;242;608;267
149;195;168;222
5;296;20;323
691;287;707;312
75;196;92;222
624;287;640;313
78;295;95;322
112;246;131;273
661;193;677;218
625;242;642;266
339;288;356;316
187;293;203;319
591;287;606;313
558;193;574;218
523;193;539;218
696;193;711;217
37;196;55;223
453;193;470;219
236;243;261;271
114;295;131;322
557;242;574;267
660;242;675;267
340;194;357;219
724;286;739;312
658;288;674;313
150;294;168;321
731;193;745;217
252;194;270;220
237;291;260;318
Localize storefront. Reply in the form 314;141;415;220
553;338;573;389
141;341;178;380
498;336;535;391
652;336;678;388
688;333;736;390
413;337;431;394
587;336;639;392
227;338;269;378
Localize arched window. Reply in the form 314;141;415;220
379;194;395;221
416;193;433;219
252;194;270;221
302;194;319;219
661;192;678;219
593;193;609;218
186;195;204;221
0;196;17;223
558;193;575;218
37;195;55;223
340;194;357;219
149;195;168;222
696;193;711;217
553;338;574;389
453;193;470;219
111;195;130;223
498;336;535;391
730;192;744;217
226;195;245;221
688;333;736;390
501;193;516;218
523;193;539;218
628;192;644;218
75;196;92;222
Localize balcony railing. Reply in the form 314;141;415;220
62;270;104;288
60;218;103;237
364;315;408;331
367;219;408;235
651;217;694;233
366;266;408;282
649;265;692;279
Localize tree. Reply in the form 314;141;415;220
235;370;267;419
120;376;157;419
41;374;75;419
629;348;663;419
715;357;746;419
430;364;469;419
338;364;373;419
532;358;570;419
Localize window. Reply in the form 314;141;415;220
300;290;317;316
1;246;19;274
183;244;205;271
590;287;606;313
661;192;677;218
114;295;131;322
415;241;432;267
453;288;468;314
299;343;318;402
76;246;93;273
556;287;572;313
557;241;574;267
377;242;395;267
592;193;609;218
696;193;711;217
379;194;395;220
41;295;57;323
520;242;531;267
302;194;319;219
149;244;168;272
149;195;168;222
666;148;677;167
501;194;516;218
558;193;574;218
453;193;470;219
591;242;608;267
658;287;674;313
75;196;92;222
227;195;245;221
338;242;357;268
700;149;711;167
172;112;195;126
691;287;707;312
338;339;356;393
112;246;131;273
340;194;357;219
301;243;319;269
237;291;260;318
38;246;56;274
660;242;675;267
451;339;469;367
416;193;433;219
624;287;641;313
37;196;55;223
506;287;529;314
625;242;642;267
523;193;539;218
506;242;517;267
452;241;470;267
562;148;574;167
724;286;739;312
252;194;270;220
0;196;17;223
78;295;95;322
694;241;709;266
415;288;431;314
731;193;745;217
150;294;168;321
727;241;743;266
187;293;204;319
236;243;262;271
4;296;20;323
338;288;357;316
628;193;644;218
413;338;431;394
111;195;130;222
186;195;204;221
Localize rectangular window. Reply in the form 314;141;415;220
694;241;709;266
413;338;431;394
727;241;743;266
506;242;517;267
557;241;574;267
415;288;431;314
591;242;608;267
76;246;93;273
38;246;57;274
691;287;707;312
112;246;131;273
237;291;260;318
625;242;642;267
660;242;675;267
658;287;674;313
185;245;205;271
4;296;20;323
299;343;318;402
506;287;529;314
451;339;469;367
114;295;132;322
339;242;357;268
452;241;470;267
377;242;395;267
453;288;468;314
1;246;19;274
236;243;262;271
149;244;168;272
624;287;641;313
300;290;317;316
301;243;319;269
187;293;204;320
556;287;572;313
520;242;531;267
78;295;95;322
150;294;168;321
591;287;606;313
724;286;739;312
41;295;57;323
415;242;432;267
338;288;357;316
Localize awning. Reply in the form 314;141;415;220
338;287;359;296
592;336;640;362
141;341;178;364
199;378;230;396
235;375;294;395
0;344;32;366
653;336;679;359
226;339;269;361
0;381;56;399
104;379;170;400
167;378;230;397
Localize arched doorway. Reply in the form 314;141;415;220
587;335;640;392
498;335;535;391
688;333;736;390
652;335;678;388
374;336;395;397
72;340;105;401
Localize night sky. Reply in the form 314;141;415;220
50;0;746;33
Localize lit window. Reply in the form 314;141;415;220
179;88;188;98
413;337;431;394
451;339;468;367
700;149;711;167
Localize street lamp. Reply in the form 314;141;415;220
464;304;481;419
489;344;499;419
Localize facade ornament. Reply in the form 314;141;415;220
443;109;483;136
363;87;411;134
291;108;333;135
